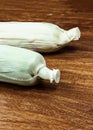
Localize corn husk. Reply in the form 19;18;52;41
0;45;60;85
0;22;81;52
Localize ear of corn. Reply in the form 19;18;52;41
0;45;60;85
0;22;81;52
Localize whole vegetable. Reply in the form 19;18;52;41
0;22;80;52
0;45;60;85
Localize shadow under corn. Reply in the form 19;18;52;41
43;45;78;56
0;79;57;93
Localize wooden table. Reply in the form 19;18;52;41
0;0;93;129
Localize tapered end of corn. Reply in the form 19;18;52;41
66;27;81;41
50;69;60;83
59;27;81;45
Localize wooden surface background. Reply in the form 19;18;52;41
0;0;93;130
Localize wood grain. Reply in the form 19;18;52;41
0;0;93;130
